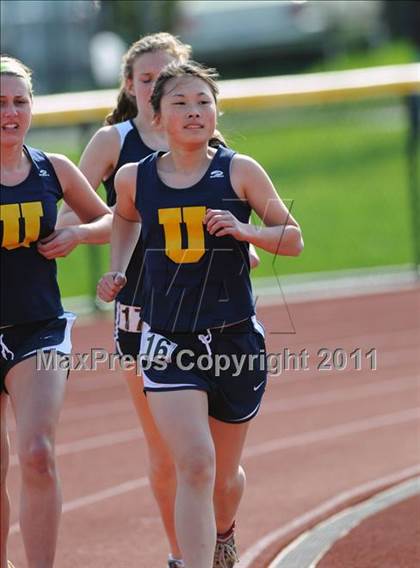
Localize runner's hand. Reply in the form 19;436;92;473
37;228;81;258
205;208;251;241
97;272;127;302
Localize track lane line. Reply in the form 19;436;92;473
8;409;420;536
8;382;419;466
244;407;419;459
268;477;420;568
9;478;149;536
8;357;416;430
9;429;143;467
6;398;132;433
237;465;420;568
261;376;420;414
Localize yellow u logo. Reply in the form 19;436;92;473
158;206;206;264
0;201;44;250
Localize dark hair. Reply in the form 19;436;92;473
105;32;191;125
0;55;33;98
150;60;227;148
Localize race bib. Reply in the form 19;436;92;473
116;303;142;333
139;327;178;364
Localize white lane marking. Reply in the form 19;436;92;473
60;399;130;421
237;464;420;568
9;429;143;467
7;398;132;433
8;410;420;536
253;271;418;306
244;407;420;459
266;350;418;387
264;331;419;360
8;381;419;466
67;271;419;324
261;376;420;414
269;477;420;568
9;477;149;536
7;351;417;431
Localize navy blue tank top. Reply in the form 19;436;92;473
0;146;64;326
135;146;255;332
103;120;153;307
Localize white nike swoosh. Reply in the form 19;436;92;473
253;381;265;391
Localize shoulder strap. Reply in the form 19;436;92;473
24;145;63;197
114;120;134;149
208;145;236;178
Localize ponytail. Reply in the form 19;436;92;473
104;33;191;126
209;129;227;149
104;89;137;125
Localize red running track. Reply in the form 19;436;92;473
6;287;420;567
316;495;420;568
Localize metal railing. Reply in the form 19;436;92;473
32;64;419;125
31;64;420;302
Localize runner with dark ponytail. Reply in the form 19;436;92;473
105;32;191;125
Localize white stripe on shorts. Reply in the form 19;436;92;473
142;368;200;390
251;315;265;338
21;312;76;358
228;401;262;422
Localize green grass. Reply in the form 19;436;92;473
55;184;110;298
306;40;417;73
32;97;414;297
218;100;413;279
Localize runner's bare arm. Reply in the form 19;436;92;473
56;126;119;228
97;163;140;302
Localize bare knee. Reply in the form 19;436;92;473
19;436;56;481
177;447;215;490
215;465;245;498
1;433;9;487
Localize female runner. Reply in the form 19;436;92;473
1;56;112;568
58;33;258;568
98;61;303;568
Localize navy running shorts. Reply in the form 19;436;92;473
0;312;76;394
140;317;267;423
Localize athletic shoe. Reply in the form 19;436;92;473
213;533;239;567
167;559;184;568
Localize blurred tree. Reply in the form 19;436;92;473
382;0;420;48
96;0;179;43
